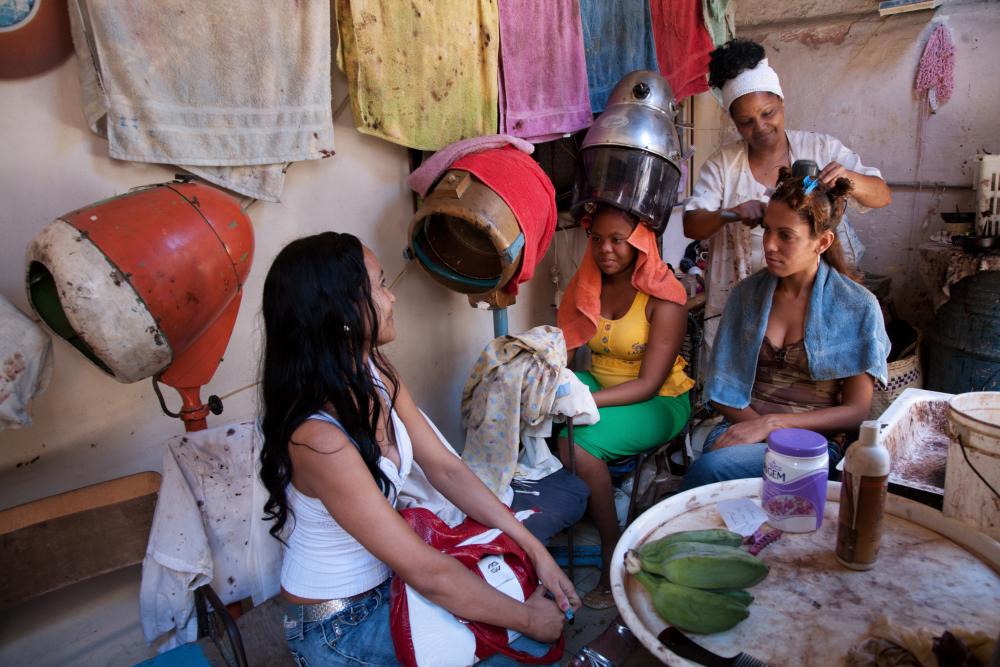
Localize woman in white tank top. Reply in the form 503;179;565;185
259;232;579;666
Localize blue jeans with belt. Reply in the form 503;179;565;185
283;579;558;666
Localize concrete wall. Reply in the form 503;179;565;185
731;0;999;325
0;52;556;665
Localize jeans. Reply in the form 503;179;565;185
283;579;558;667
679;422;843;492
510;468;589;545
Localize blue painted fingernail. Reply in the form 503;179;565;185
565;609;575;621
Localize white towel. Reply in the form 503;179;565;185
0;297;53;431
139;420;281;650
68;0;334;201
720;58;784;112
518;368;600;482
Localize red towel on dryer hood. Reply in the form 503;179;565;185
452;146;557;295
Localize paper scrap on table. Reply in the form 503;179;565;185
717;498;768;536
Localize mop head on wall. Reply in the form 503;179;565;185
915;21;955;114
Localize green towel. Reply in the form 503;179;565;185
336;0;499;150
703;0;736;47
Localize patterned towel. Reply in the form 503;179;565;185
461;326;566;498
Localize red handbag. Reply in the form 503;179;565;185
390;508;564;666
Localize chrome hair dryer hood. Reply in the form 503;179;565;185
571;70;683;235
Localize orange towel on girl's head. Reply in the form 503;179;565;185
558;223;687;350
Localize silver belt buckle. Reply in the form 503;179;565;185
301;597;352;622
297;587;374;623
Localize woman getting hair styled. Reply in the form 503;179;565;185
259;232;577;666
683;38;891;351
679;168;890;491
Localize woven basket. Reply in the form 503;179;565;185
869;337;923;420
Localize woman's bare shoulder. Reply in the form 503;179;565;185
290;417;354;457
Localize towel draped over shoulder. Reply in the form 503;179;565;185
705;261;890;410
558;223;686;351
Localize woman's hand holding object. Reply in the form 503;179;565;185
523;586;568;643
723;200;766;228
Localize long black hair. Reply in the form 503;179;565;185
259;232;398;541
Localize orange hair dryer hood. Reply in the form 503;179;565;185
25;180;254;431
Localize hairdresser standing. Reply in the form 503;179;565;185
683;39;891;350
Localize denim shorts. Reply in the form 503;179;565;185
284;580;398;667
282;578;558;667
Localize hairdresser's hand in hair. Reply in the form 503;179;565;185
819;161;892;209
725;199;766;228
818;161;852;188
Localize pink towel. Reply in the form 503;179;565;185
452;147;557;295
497;0;593;142
406;134;534;197
649;0;714;101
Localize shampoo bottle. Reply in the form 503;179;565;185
836;421;891;570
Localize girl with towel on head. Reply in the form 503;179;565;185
679;168;890;492
556;204;692;609
683;39;891;352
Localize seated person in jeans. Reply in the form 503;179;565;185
680;168;890;492
259;233;578;667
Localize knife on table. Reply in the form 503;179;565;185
658;627;768;667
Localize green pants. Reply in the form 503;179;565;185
570;371;690;461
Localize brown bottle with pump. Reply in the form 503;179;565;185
836;421;890;570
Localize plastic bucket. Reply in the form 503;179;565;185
944;392;1000;540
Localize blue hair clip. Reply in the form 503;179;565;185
803;175;819;195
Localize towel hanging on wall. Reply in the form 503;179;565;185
496;0;592;143
649;0;714;101
702;0;736;47
67;0;335;202
578;0;659;113
335;0;500;151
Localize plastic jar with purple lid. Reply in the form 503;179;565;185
761;428;829;532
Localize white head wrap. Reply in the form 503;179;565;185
720;58;783;112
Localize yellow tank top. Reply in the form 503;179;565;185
587;291;695;398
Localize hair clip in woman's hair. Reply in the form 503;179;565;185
802;175;819;195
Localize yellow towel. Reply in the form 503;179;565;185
336;0;499;150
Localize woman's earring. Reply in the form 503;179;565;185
343;324;350;333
